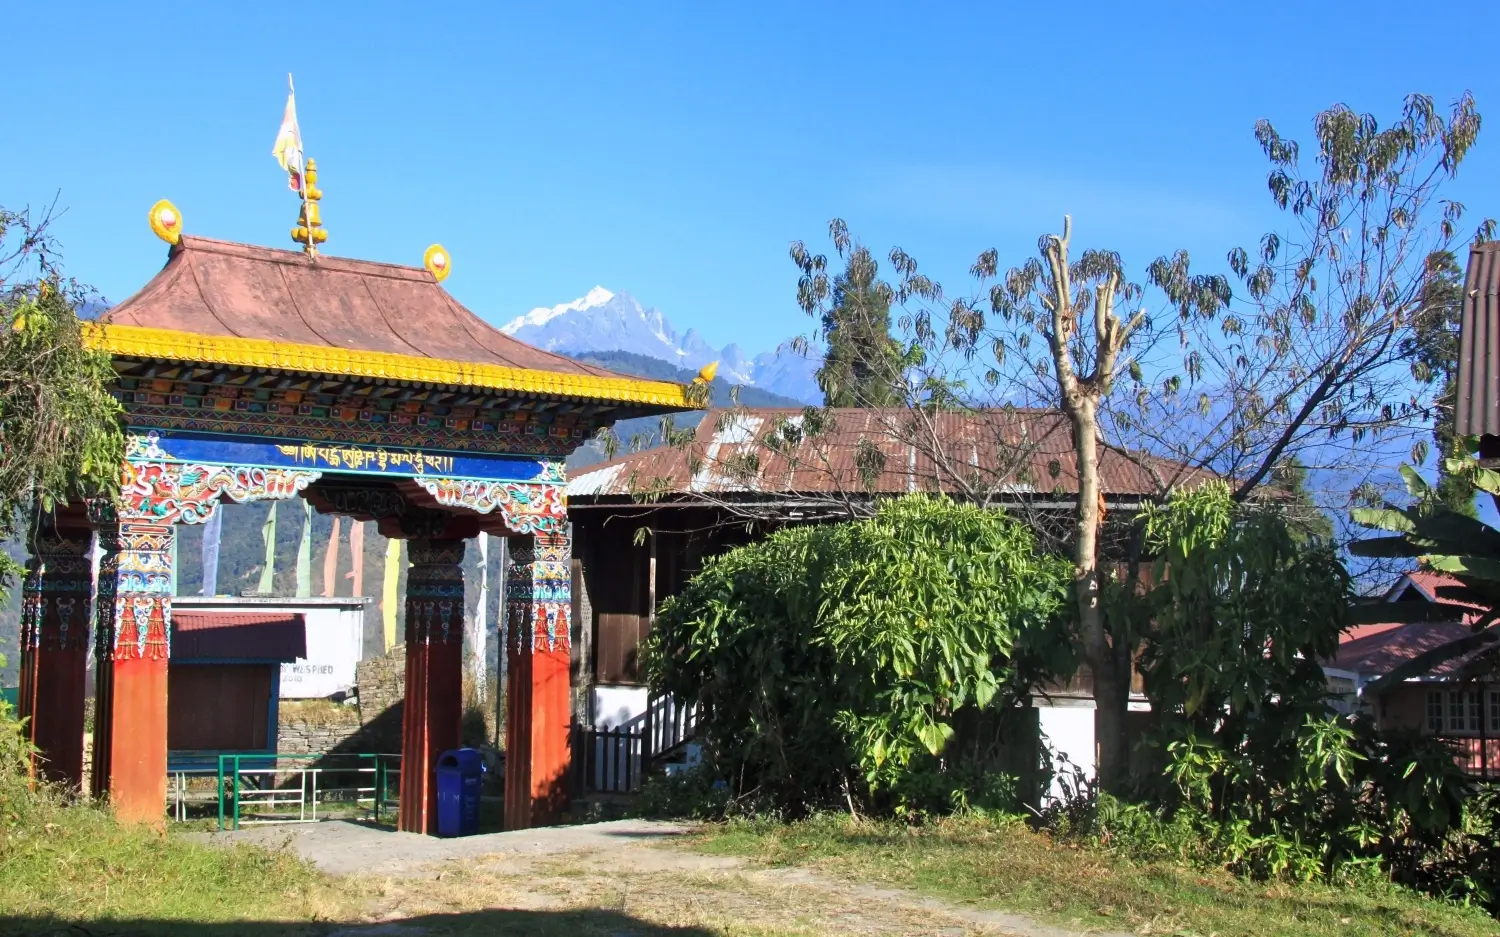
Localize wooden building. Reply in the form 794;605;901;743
1327;572;1500;778
167;610;306;755
566;407;1189;785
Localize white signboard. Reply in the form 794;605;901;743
171;597;368;700
278;604;364;698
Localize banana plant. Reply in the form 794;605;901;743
1349;454;1500;694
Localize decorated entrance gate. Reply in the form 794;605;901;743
16;199;695;831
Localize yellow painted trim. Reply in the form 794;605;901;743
86;323;692;407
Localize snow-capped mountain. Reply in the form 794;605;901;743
501;287;822;404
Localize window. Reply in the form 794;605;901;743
1429;690;1445;733
1491;690;1500;734
1450;691;1468;733
1471;691;1484;734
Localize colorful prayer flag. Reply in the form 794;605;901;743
322;516;341;598
382;539;402;650
295;500;313;598
272;75;305;193
258;502;277;593
347;520;365;596
200;509;222;597
472;532;489;704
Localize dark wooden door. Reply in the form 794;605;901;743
167;664;273;751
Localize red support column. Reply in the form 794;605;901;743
398;539;466;834
90;517;173;825
17;526;93;788
504;529;572;830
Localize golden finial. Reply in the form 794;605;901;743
291;158;328;255
148;200;183;245
693;361;719;384
424;244;452;282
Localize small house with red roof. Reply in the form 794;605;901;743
1327;571;1499;777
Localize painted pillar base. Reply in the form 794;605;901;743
17;528;93;788
90;518;173;826
504;530;572;830
398;539;466;835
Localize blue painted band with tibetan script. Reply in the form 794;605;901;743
126;429;563;484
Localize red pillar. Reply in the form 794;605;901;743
17;527;93;788
398;539;466;834
90;518;173;825
504;529;572;829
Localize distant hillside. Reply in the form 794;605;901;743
565;350;810;470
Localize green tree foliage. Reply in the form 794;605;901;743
1135;482;1349;740
0;206;123;590
1091;484;1500;907
784;94;1490;793
644;494;1071;816
1401;251;1476;514
794;221;905;408
1264;456;1335;542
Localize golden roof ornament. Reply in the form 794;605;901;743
148;200;183;245
291;158;328;255
423;244;452;282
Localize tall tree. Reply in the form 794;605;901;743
1402;250;1474;514
779;93;1488;792
0;204;122;592
802;222;905;408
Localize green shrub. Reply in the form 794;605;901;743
634;766;734;820
645;494;1071;817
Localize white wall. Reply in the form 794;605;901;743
1037;699;1096;803
173;597;368;699
587;686;650;792
591;685;649;730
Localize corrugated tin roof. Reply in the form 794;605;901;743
1333;571;1496;679
569;407;1211;501
1330;619;1480;677
1455;241;1500;437
172;611;306;663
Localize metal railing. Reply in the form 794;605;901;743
572;693;702;795
211;752;401;830
571;725;644;794
644;693;699;765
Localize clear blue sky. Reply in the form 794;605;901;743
4;2;1498;356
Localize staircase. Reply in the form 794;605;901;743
571;692;700;795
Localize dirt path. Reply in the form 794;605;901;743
205;821;1130;937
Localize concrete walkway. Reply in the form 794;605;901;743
198;818;696;877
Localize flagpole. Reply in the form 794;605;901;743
290;73;315;257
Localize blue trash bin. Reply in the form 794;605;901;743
435;748;484;837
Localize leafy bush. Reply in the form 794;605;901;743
634;765;735;820
645;494;1071;817
1058;484;1500;913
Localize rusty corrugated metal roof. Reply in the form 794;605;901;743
172;611;306;663
569;408;1210;501
1456;241;1500;437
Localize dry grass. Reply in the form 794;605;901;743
277;698;360;727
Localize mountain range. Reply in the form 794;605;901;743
501;287;822;404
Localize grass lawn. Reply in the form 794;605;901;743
692;815;1500;937
0;793;351;932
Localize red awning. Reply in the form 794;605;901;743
171;611;306;663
